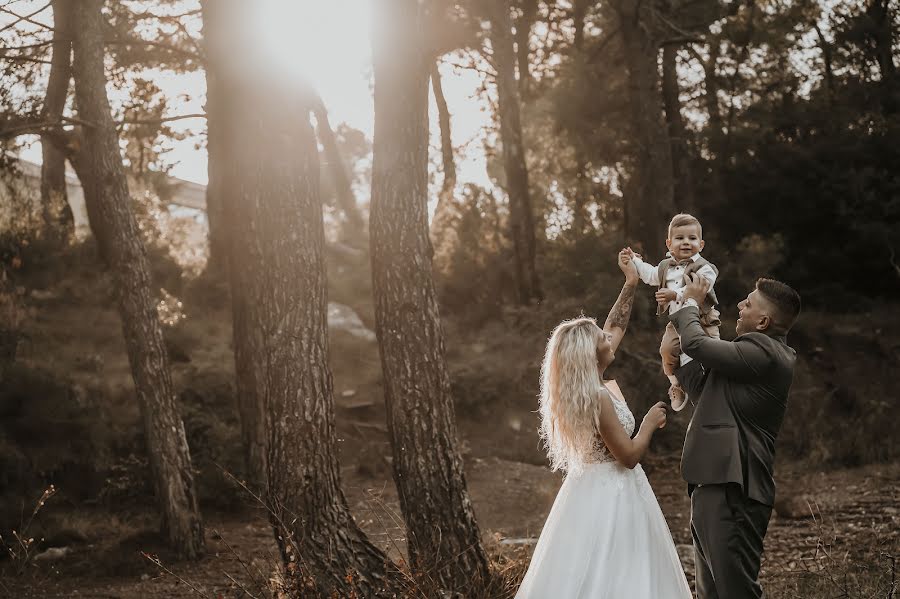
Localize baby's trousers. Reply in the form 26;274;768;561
660;318;721;376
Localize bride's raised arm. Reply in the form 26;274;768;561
602;249;640;355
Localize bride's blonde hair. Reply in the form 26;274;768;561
539;316;606;474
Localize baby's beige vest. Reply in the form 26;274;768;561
656;256;721;327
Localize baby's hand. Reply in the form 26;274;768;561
621;247;643;261
655;288;677;307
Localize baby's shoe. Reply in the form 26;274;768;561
668;384;688;412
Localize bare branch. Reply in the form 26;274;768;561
0;115;89;141
0;2;52;33
889;244;900;280
120;112;207;126
0;40;55;55
660;36;703;46
0;55;51;64
127;8;203;22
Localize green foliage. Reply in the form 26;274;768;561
436;185;513;323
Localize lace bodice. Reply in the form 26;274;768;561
590;381;635;464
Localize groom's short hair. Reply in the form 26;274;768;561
667;213;702;239
756;278;801;332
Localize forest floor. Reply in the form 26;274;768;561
1;262;898;598
4;452;898;598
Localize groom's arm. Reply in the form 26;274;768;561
671;306;771;382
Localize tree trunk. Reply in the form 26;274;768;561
429;61;458;257
571;0;590;236
486;0;542;303
198;0;266;481
515;0;538;98
371;0;491;591
71;0;204;560
614;0;674;259
311;93;366;244
213;3;405;595
40;0;75;242
813;22;834;110
867;0;897;114
662;43;696;213
199;0;229;277
697;40;728;206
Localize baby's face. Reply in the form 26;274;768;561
666;224;705;260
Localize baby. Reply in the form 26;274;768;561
624;213;721;410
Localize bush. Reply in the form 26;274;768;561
0;366;111;505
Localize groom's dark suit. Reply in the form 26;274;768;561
672;305;796;599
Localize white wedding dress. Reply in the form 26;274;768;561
515;381;692;599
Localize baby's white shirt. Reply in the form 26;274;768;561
632;253;719;368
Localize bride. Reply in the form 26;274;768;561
515;250;691;598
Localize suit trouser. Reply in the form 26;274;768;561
691;483;772;599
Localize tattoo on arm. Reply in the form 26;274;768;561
605;284;635;331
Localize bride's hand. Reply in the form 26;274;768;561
640;402;667;432
618;249;639;286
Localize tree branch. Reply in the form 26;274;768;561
0;55;51;64
0;40;55;55
0;2;53;34
660;36;703;46
120;112;207;126
104;38;201;61
889;244;900;280
127;8;203;22
0;115;91;140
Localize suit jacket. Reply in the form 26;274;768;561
671;306;796;506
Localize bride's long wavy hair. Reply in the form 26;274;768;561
539;316;606;475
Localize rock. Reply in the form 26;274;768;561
33;546;71;561
774;494;817;519
30;289;59;301
327;303;376;341
499;537;538;546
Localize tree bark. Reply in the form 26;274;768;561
371;0;491;591
71;0;204;560
614;0;675;259
311;92;366;243
486;0;542;303
662;43;696;213
212;3;404;595
199;0;229;277
40;0;75;242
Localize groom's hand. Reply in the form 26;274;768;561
682;273;711;305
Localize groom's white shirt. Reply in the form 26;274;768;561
632;253;718;366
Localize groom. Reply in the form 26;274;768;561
672;275;801;599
